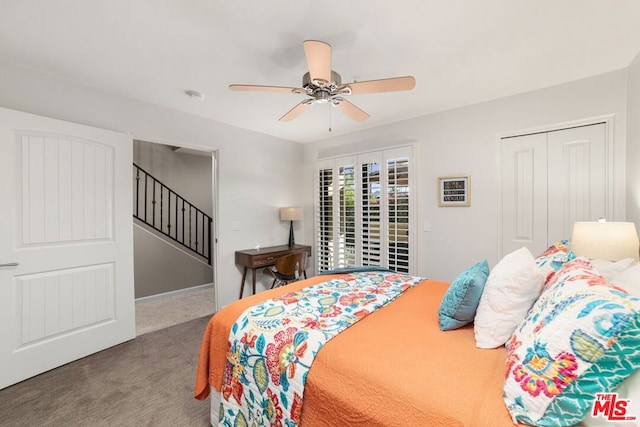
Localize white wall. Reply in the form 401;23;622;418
0;60;304;309
133;224;213;298
303;69;628;283
627;52;640;227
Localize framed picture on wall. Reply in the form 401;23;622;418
438;175;470;207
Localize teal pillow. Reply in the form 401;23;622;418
438;260;490;331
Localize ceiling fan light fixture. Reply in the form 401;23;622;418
314;90;332;104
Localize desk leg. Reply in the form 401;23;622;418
252;268;257;295
239;267;248;299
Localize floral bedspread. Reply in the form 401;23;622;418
218;271;423;427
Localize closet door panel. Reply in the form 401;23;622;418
547;124;607;243
500;133;548;257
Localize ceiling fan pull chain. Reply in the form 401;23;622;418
328;103;332;132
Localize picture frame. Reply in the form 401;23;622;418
438;175;470;207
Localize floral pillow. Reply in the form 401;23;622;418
535;240;576;285
503;257;640;426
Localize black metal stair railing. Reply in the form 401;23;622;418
133;163;212;265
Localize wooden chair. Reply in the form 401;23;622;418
264;251;307;289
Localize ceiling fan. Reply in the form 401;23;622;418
229;40;416;122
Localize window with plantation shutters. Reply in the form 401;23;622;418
315;147;413;274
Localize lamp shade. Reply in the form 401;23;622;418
280;207;303;221
571;221;639;262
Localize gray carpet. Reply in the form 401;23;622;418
0;316;212;427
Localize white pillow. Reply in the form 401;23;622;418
473;247;544;349
590;258;636;281
609;262;640;296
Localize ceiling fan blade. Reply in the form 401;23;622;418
341;76;416;95
303;40;332;86
229;84;304;94
279;100;313;122
337;99;370;122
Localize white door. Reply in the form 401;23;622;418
547;124;607;243
500;123;609;258
500;132;548;256
0;107;135;389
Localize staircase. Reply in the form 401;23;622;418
133;163;212;265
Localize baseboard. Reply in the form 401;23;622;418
135;282;214;303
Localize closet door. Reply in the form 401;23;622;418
500;133;548;256
547;123;607;243
500;122;609;258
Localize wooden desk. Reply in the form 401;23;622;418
235;244;312;299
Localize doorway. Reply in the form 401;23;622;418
132;140;218;334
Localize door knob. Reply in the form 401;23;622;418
0;262;19;267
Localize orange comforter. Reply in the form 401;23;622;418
194;276;516;426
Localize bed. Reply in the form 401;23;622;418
194;243;640;427
195;274;516;426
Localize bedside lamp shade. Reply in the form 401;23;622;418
280;207;302;247
571;221;639;262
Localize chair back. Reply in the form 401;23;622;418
274;251;307;278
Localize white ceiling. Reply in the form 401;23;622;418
1;1;640;143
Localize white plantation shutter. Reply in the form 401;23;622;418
315;147;413;274
386;155;410;273
338;164;356;267
360;156;382;267
316;164;334;272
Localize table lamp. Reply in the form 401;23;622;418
280;207;303;248
571;221;639;261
